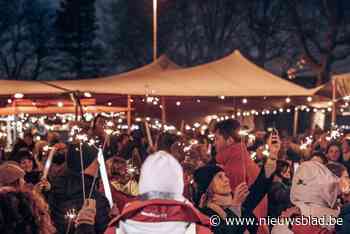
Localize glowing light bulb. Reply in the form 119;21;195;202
84;92;92;98
14;93;24;99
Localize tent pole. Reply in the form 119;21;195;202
233;98;237;117
180;120;185;133
69;93;79;121
127;95;132;134
331;78;336;125
6;116;12;151
293;107;299;137
161;97;166;125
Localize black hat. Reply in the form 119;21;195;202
67;143;98;173
193;164;223;193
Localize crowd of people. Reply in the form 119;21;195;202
0;114;350;234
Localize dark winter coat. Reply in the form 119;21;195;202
48;169;110;234
200;169;273;234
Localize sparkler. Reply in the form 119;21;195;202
79;142;86;201
65;208;77;234
41;147;57;180
300;136;313;150
97;149;113;208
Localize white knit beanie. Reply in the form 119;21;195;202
291;160;340;209
139;151;184;200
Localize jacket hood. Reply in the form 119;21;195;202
108;199;210;227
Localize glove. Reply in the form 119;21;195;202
75;199;96;226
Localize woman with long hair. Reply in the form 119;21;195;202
0;187;56;234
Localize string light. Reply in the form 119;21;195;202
107;102;112;106
242;98;248;104
193;122;201;128
57;102;64;107
196;99;201;103
219;96;225;100
307;97;312;102
84;92;92;98
14;93;24;99
7;99;12;104
176;101;181;106
286;97;291;103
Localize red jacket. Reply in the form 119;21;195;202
110;186;136;212
216;142;269;234
104;199;213;234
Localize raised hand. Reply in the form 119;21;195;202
232;182;249;207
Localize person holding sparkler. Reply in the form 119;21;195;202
47;140;110;234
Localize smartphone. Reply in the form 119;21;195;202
271;128;279;144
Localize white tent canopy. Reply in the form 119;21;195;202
314;73;350;98
0;80;64;95
49;51;314;97
334;73;350;97
0;55;178;96
0;52;315;97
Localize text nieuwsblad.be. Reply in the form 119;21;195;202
209;215;343;227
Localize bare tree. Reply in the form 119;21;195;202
0;0;55;80
287;0;350;85
238;0;292;68
166;0;247;66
